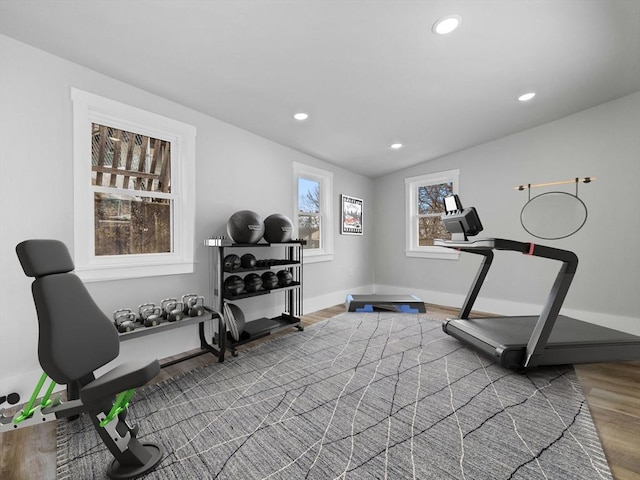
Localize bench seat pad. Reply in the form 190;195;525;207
80;359;160;406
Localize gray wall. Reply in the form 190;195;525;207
373;92;640;334
1;33;638;399
0;35;374;395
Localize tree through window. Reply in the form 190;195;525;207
297;177;321;249
417;182;453;246
293;162;334;262
405;170;459;259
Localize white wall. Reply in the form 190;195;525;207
373;92;640;334
0;35;374;397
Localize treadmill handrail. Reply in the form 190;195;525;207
434;237;579;369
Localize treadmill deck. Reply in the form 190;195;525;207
443;315;640;369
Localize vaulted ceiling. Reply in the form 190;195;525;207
1;0;638;177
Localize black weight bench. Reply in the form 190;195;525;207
4;239;163;479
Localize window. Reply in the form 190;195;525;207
405;169;460;259
71;88;196;281
293;162;334;263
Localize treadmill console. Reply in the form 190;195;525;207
441;194;484;241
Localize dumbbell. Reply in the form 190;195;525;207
139;303;162;327
113;308;137;333
181;294;198;314
186;295;206;317
162;299;184;322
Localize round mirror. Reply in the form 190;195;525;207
520;192;587;240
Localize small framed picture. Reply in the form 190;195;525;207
341;195;363;235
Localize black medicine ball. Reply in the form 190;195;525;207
261;271;278;289
241;253;257;268
263;214;294;243
224;254;241;271
227;210;264;244
277;269;293;287
244;273;263;292
224;275;244;295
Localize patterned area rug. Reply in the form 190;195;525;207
57;312;612;479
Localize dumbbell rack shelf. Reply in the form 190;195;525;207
118;313;213;341
209;240;305;359
223;282;302;300
116;308;225;365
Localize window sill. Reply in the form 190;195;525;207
405;248;460;260
303;252;335;264
76;261;194;282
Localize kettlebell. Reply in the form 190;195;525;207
181;294;198;314
113;309;137;333
167;301;184;322
140;304;162;327
188;296;205;317
160;298;178;320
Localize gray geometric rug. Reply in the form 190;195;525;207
57;312;612;479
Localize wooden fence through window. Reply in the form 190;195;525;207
91;124;172;255
91;124;171;193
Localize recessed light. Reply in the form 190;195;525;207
518;92;536;102
432;15;461;35
293;112;309;121
390;143;403;150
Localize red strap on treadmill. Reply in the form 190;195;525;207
527;243;536;255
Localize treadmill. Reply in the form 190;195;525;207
434;195;640;371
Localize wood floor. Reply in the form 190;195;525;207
1;304;638;480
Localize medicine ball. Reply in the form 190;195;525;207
227;210;264;244
224;254;241;271
240;253;257;268
263;214;294;243
244;273;263;292
261;271;278;289
277;269;293;287
224;275;244;296
225;303;245;341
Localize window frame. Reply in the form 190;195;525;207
405;169;460;260
293;162;334;263
71;88;196;281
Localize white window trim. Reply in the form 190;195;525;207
71;88;196;281
405;169;460;260
293;162;334;263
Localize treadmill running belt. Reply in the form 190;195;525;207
444;315;640;369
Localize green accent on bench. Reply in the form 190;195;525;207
13;372;57;424
99;389;135;427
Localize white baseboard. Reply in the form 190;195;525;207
371;284;639;336
302;284;374;315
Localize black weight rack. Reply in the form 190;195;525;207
207;239;305;360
